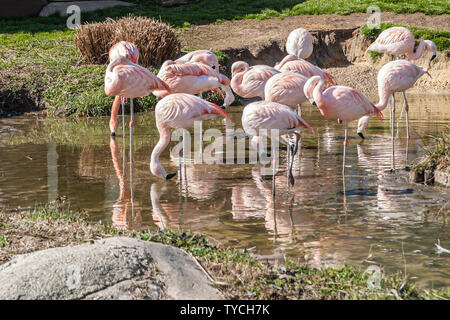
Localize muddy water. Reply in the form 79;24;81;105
0;94;449;289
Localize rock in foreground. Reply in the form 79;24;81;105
0;237;221;300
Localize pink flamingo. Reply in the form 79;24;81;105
274;54;335;85
241;100;313;188
105;55;170;167
303;75;382;173
366;26;437;123
153;61;234;107
285;28;314;59
264;71;309;115
230;61;280;99
175;50;219;71
150;93;230;180
366;27;437;62
357;60;430;168
108;41;140;137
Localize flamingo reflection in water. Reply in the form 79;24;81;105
149;164;226;230
109;136;141;230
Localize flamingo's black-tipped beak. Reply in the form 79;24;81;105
211;64;216;70
165;173;176;180
430;53;437;61
358;132;365;140
312;101;316;106
221;105;226;110
111;132;116;137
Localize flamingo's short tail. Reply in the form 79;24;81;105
206;102;231;120
296;116;314;134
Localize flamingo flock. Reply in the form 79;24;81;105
103;26;437;190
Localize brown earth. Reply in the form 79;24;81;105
181;12;450;50
180;12;450;96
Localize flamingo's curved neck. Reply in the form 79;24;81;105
275;55;297;70
405;41;425;60
375;86;391;111
231;71;247;96
150;125;172;178
312;78;326;109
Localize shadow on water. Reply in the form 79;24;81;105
0;94;449;289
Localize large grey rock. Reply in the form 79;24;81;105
39;1;134;17
0;237;221;300
0;0;47;17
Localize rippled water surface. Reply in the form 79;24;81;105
0;94;449;289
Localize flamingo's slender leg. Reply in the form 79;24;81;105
391;93;396;170
343;123;348;176
403;91;410;139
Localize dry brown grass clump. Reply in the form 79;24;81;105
75;15;181;67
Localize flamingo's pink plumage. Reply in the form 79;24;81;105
264;72;309;107
230;61;280;99
175;50;219;71
151;93;230;179
275;55;335;85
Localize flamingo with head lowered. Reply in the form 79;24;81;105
150;93;230;180
366;26;437;62
242;100;313;189
303;76;382;173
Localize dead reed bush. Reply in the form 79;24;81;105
75;15;181;67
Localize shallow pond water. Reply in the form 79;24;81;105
0;94;449;289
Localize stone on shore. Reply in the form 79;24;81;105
0;237;222;300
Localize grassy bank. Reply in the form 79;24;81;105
411;127;449;185
0;199;449;300
0;1;448;117
1;1;448;34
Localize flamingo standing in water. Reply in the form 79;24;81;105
230;61;280;99
153;61;235;107
150;93;230;180
357;60;430;168
105;55;170;169
242;100;313;189
108;41;140;136
274;54;335;85
366;26;437;126
285;28;314;59
303;76;382;173
175;50;219;71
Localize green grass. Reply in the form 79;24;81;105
2;200;449;300
1;1;448;34
0;234;8;247
0;1;448;117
